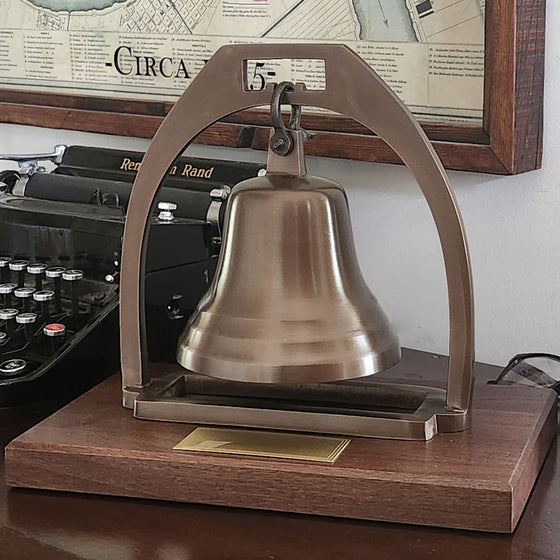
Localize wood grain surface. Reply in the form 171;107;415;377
5;356;556;534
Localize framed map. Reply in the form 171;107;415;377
0;0;545;174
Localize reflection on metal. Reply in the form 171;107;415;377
177;126;401;385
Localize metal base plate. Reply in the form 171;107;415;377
132;372;469;441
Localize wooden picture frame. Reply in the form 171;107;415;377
0;0;545;175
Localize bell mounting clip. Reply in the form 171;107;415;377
269;81;302;156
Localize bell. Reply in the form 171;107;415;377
177;124;400;385
119;52;473;440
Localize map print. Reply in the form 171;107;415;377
0;0;486;122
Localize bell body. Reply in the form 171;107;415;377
177;173;401;384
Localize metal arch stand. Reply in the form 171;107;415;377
119;43;474;439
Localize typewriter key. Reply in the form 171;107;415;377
45;267;66;277
14;287;35;312
0;332;7;346
62;269;84;281
16;312;37;345
16;312;37;324
0;308;18;339
45;267;66;313
0;283;16;293
0;308;18;319
0;358;27;376
34;290;55;323
9;260;30;287
9;260;29;270
27;263;47;290
44;323;66;353
8;261;29;288
44;323;65;336
0;283;16;307
63;269;84;322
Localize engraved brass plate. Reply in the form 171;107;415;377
173;427;350;463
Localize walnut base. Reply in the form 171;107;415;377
5;375;557;533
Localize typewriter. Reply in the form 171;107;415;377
0;145;264;406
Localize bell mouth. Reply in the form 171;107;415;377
177;319;401;384
178;352;401;385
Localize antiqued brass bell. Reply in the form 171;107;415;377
177;88;400;384
121;44;474;440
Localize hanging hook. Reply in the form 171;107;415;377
269;81;297;156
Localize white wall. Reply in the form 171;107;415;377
0;2;558;367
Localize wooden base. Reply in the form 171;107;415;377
4;375;557;533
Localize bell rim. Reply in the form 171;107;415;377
177;344;402;385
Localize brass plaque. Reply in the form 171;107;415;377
173;427;350;463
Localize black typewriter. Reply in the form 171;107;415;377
0;145;264;406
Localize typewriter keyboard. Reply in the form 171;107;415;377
0;257;118;382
